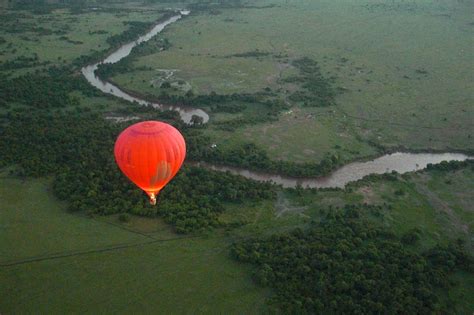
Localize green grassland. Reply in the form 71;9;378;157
0;7;164;70
205;107;379;163
110;0;473;163
0;175;268;314
0;176;144;262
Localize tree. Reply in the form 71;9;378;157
190;115;204;125
160;81;171;89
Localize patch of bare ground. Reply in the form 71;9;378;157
274;192;308;218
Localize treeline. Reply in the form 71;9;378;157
0;112;275;233
72;19;166;69
133;36;171;57
285;57;337;107
0;66;93;109
127;93;264;127
154;166;275;233
227;50;272;58
186;0;247;11
186;136;343;178
95;36;171;79
95;58;132;80
426;159;474;172
106;21;155;48
7;0;89;14
1;64;103;106
0;54;51;71
210;103;246;113
132;90;289;128
232;207;473;313
58;35;83;45
159;89;269;106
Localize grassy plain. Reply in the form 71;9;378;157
0;176;268;314
112;0;473;163
0;7;164;69
205;107;379;163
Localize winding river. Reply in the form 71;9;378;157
81;11;472;188
81;11;209;124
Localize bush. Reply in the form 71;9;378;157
232;209;473;313
118;213;131;223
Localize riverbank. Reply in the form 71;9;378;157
190;152;473;189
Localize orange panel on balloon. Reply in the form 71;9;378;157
114;121;186;205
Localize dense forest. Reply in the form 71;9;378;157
0;111;276;233
232;207;473;313
0;66;90;108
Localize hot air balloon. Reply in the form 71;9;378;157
114;121;186;205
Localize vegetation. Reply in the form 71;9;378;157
0;6;167;70
232;209;472;313
0;0;472;313
95;57;133;79
0;177;267;314
0;111;276;233
106;21;155;47
285;57;337;107
426;159;474;172
188;136;344;177
0;66;92;109
0;53;51;71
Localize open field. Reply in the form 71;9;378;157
111;0;473;163
205;107;379;163
0;176;144;262
0;176;268;313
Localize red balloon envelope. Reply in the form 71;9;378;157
114;121;186;205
